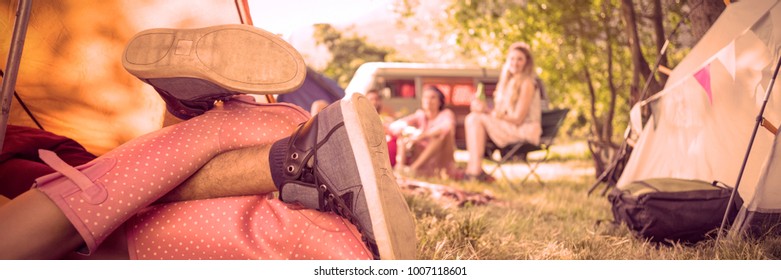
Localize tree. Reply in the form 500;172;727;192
312;24;392;87
688;0;726;43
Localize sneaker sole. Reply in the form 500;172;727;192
122;24;306;97
340;93;417;259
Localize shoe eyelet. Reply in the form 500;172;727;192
319;184;327;191
291;152;299;160
287;165;295;172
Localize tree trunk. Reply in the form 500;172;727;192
620;0;659;105
688;0;726;44
583;64;608;176
603;1;617;147
651;0;669;86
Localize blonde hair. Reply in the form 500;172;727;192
496;42;536;97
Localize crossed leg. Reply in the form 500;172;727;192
0;101;368;260
0;24;415;260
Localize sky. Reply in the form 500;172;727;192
248;0;393;38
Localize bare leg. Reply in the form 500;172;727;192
465;112;488;175
0;190;84;259
395;136;409;172
408;132;455;176
156;145;276;203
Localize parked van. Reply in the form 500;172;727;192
345;62;500;149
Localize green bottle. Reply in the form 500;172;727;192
475;82;485;101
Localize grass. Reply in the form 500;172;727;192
406;142;781;260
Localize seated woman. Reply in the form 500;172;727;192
389;86;456;178
464;42;542;181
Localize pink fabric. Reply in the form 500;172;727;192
122;100;370;259
127;195;371;260
387;134;398;167
36;104;245;253
38;150;112;204
694;63;712;104
35;99;369;258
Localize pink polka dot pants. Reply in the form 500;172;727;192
35;99;370;259
127;194;371;260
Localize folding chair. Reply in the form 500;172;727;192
484;108;569;188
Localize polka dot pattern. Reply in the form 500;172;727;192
126;195;371;260
37;100;311;254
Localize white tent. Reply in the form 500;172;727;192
616;0;781;237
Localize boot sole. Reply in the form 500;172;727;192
122;24;306;97
340;93;417;259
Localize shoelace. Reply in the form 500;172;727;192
305;120;381;259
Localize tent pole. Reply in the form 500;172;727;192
0;0;33;152
716;53;781;243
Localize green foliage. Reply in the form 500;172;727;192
313;24;393;87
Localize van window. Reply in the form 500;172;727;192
384;79;416;99
424;81;497;106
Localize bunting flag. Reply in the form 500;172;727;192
716;41;736;80
693;63;713;104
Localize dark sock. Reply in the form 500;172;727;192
268;136;290;188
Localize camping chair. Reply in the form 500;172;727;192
484;108;569;189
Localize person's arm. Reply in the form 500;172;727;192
388;111;420;135
496;78;535;125
416;109;455;141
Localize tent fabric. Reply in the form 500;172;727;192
276;68;345;112
734;128;781;237
616;0;781;237
1;0;249;155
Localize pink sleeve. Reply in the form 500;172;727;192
400;110;425;127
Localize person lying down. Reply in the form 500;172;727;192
0;24;416;260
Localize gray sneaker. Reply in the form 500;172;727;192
278;93;417;260
122;24;306;119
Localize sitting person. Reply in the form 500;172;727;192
388;86;456;178
364;89;398;166
464;42;542;181
364;89;395;125
0;24;415;260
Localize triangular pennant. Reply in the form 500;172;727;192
693;63;713;104
716;41;736;80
